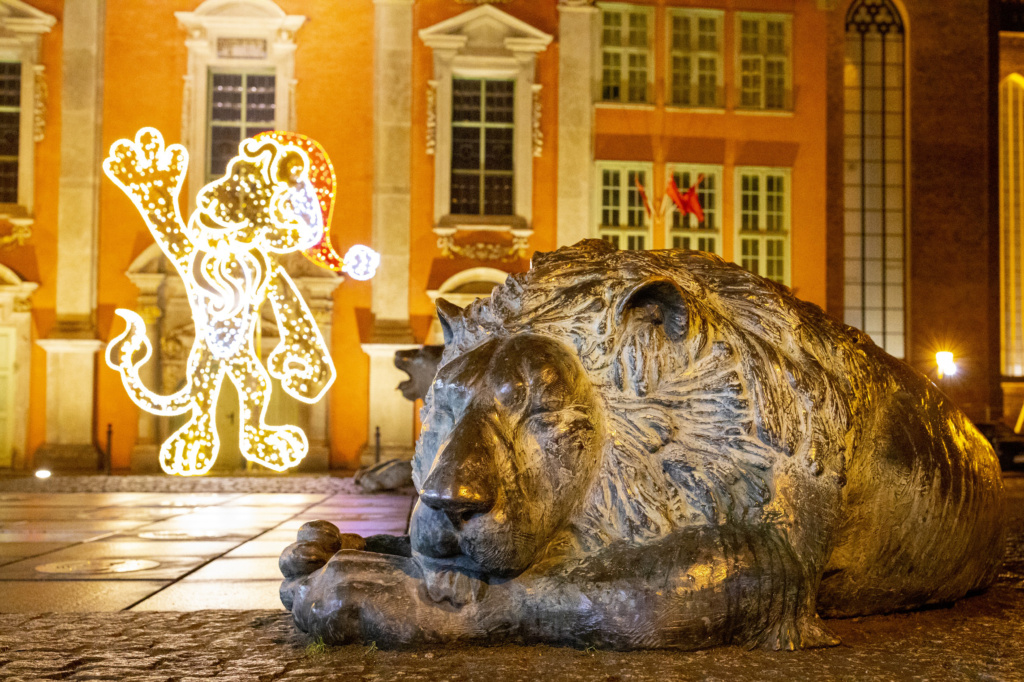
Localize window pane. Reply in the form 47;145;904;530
484;175;513;215
628;12;648;48
211;74;243;122
245;74;275;123
451;127;481;171
0;62;20;108
627;53;647;102
602;52;621;101
484;128;513;172
451;173;480;215
453;79;482;122
485;81;514;123
0;112;18;158
0;160;16;203
209;125;240;178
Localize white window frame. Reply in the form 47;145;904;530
420;6;552;233
598;3;654;105
665;163;722;256
666;9;724;110
734;166;791;285
594;160;653;251
0;1;55;223
736;12;792;112
176;0;305;204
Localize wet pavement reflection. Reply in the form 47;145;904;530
0;490;414;612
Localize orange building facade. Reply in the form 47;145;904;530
0;0;1003;474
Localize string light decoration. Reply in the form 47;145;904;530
253;131;381;279
103;128;377;475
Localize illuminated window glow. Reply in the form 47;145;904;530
103;128;377;475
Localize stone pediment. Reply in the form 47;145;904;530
0;0;56;33
419;5;552;55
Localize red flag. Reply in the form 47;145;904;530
634;176;652;218
668;174;705;224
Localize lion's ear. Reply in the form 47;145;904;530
616;278;689;342
435;298;465;345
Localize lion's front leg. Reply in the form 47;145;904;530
280;522;516;647
159;348;224;476
229;352;308;471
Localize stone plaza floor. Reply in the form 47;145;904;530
0;474;1021;680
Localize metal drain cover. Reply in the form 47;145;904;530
137;530;230;540
35;559;161;574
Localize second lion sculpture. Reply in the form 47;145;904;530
280;240;1004;650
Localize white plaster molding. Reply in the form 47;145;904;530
176;0;306;201
420;5;552;230
425;79;438;156
0;265;35;469
532;83;543;157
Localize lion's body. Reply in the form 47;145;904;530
281;240;1004;650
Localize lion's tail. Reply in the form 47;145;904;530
106;309;194;416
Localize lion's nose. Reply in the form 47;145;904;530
420;429;498;526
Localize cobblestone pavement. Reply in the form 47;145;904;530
0;476;1020;681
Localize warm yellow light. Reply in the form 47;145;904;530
103;128;344;476
936;351;957;379
35;469;51;479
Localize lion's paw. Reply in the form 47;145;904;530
279;521;365;610
103;128;187;197
748;612;840;651
158;413;217;476
242;424;308;471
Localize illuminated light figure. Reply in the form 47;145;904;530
104;128;351;475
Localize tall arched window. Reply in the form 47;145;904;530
1000;75;1024;376
843;0;906;357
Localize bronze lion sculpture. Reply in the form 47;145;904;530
280;240;1004;650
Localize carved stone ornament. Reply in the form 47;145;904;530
436;228;530;261
279;240;1005;650
33;67;46;143
0;222;32;250
532;84;543;158
425;80;437;156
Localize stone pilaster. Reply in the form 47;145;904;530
364;0;416;462
556;1;599;247
36;0;106;471
371;0;414;328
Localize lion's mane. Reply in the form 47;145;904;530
429;240;877;552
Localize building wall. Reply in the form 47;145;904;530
827;0;1000;422
0;0;1005;473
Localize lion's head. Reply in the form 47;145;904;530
194;137;323;253
410;241;863;591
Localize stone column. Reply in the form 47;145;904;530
363;0;416;464
35;0;106;472
126;273;164;473
371;0;414;330
556;0;599;247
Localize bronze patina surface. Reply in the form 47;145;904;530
280;240;1004;650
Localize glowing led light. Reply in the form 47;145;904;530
253;131;379;277
103;127;342;476
936;351;957;379
342;245;381;281
35;469;51;479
